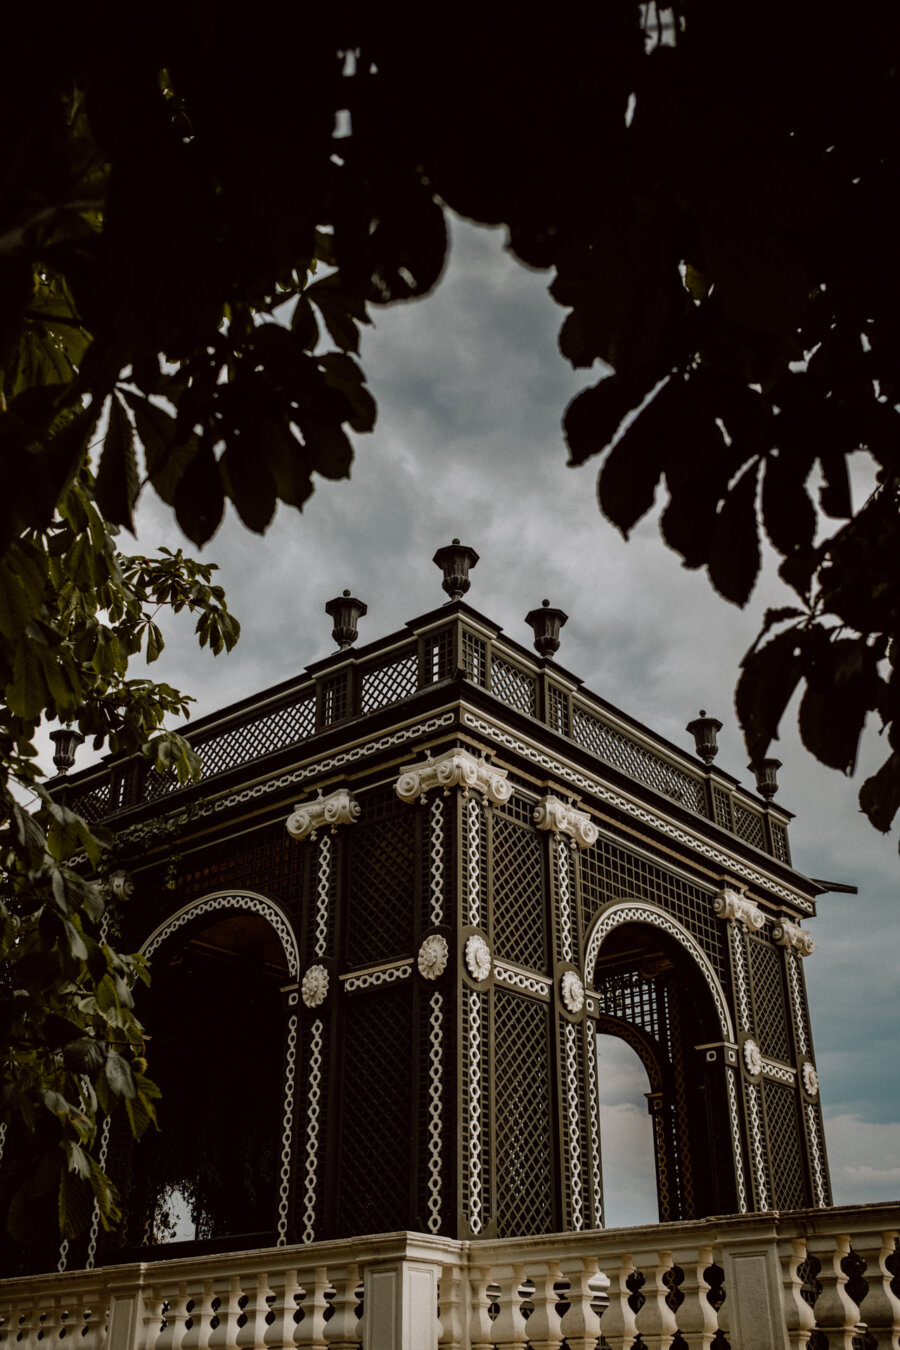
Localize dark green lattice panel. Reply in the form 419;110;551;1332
338;987;413;1236
491;815;548;973
346;813;417;966
494;989;555;1237
763;1079;807;1210
749;938;792;1064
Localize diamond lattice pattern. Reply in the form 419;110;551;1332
494;989;554;1237
492;816;548;972
360;648;418;713
195;698;316;777
490;658;537;716
347;815;417;966
749;939;792;1064
571;707;707;814
764;1079;807;1209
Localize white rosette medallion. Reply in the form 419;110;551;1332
560;970;585;1014
743;1038;763;1076
418;934;449;981
301;963;330;1009
465;934;492;982
802;1062;819;1098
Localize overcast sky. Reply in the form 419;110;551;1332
116;216;900;1225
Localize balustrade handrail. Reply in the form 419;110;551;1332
2;1205;898;1349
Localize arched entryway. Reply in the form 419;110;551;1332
586;901;737;1223
119;892;297;1253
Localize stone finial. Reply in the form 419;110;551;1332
395;747;512;805
686;710;722;765
533;794;598;848
749;757;782;801
772;917;816;956
286;787;360;840
713;887;766;932
325;590;367;650
525;599;568;658
49;725;84;774
432;539;479;600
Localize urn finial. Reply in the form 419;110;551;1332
750;757;782;801
49;725;84;775
325;590;367;650
525;599;568;658
686;710;723;765
432;540;479;601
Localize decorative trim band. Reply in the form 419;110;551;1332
342;961;413;992
142;890;300;978
493;961;552;998
277;1015;298;1244
395;747;512;805
461;711;814;911
761;1058;797;1084
534;794;598;848
286;787;360;840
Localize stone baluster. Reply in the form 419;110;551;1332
778;1236;817;1350
853;1230;900;1350
142;1287;168;1350
437;1264;467;1349
807;1234;860;1350
520;1260;564;1350
183;1279;215;1349
159;1283;193;1350
632;1249;678;1350
557;1256;602;1350
487;1263;528;1349
322;1264;361;1348
468;1266;496;1350
295;1266;330;1348
31;1296;62;1348
80;1296;108;1350
598;1253;638;1350
208;1276;244;1350
264;1267;300;1348
236;1272;272;1349
670;1246;718;1349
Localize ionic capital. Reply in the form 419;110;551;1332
533;794;598;848
394;748;512;805
286;787;360;841
713;887;766;933
772;917;816;956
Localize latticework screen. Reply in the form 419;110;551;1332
712;786;734;831
748;937;792;1063
580;840;727;983
490;656;537;716
770;820;791;865
462;630;487;686
594;968;667;1043
547;684;570;737
491;815;548;973
171;820;307;920
763;1079;807;1209
360;647;418;713
320;673;348;726
494;990;555;1237
423;629;453;684
194;697;316;778
346;811;417;966
338;986;413;1236
571;706;707;815
733;801;766;850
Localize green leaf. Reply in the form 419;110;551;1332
859;752;900;834
94;395;140;531
595;381;675;536
707;460;762;605
737;627;805;764
173;444;225;547
104;1050;136;1099
564;370;658;468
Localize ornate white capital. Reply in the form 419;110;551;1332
107;870;134;902
418;934;449;981
713;887;766;933
286;787;360;840
772;917;816;956
301;964;329;1008
395;748;512;805
533;794;598;848
560;970;585;1013
743;1038;763;1076
465;934;492;982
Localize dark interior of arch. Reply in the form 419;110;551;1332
121;911;289;1253
593;921;736;1222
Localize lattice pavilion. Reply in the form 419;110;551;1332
5;543;894;1350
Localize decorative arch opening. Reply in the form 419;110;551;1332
586;901;737;1223
120;893;296;1253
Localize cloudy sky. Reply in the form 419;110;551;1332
114;216;899;1225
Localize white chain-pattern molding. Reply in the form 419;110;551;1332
85;1115;112;1269
806;1102;828;1207
314;834;331;958
302;1018;324;1243
762;1059;797;1084
585;1032;603;1225
565;1022;584;1230
726;1067;748;1213
747;1081;769;1211
731;922;752;1035
557;838;574;963
142;890;299;978
277;1014;298;1244
788;951;809;1055
430;795;444;925
467;797;481;927
427;992;443;1234
467;990;483;1234
493;962;552;998
343;963;413;992
462;712;814;911
584;900;734;1043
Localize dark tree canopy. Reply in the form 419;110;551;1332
2;6;899;844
